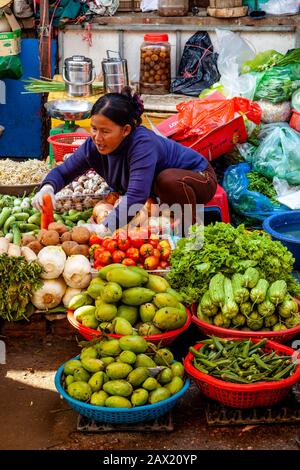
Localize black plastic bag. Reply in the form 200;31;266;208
171;31;220;97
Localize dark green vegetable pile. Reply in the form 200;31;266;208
247;171;278;204
0;254;43;321
168;223;300;304
190;337;296;384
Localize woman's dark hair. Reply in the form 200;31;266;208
91;87;144;129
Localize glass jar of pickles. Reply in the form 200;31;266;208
139;34;171;95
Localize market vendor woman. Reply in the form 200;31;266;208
33;88;217;234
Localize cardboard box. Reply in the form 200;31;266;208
156;94;248;161
0;11;21;57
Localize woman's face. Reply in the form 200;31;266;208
90;114;131;155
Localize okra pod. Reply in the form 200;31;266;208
252;354;273;371
272;363;295;381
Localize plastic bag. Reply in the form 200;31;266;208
215;29;257;99
222;163;289;222
140;0;158;11
273;177;300;210
173;95;261;141
258;100;291;123
240;123;300;186
253;64;300;103
241;50;283;74
0;55;22;79
170;31;220;97
264;0;300;15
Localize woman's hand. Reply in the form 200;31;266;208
32;185;56;212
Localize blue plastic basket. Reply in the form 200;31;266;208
55;356;190;424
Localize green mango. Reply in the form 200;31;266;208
122;287;155;306
67;381;92;402
81;314;99;330
165;377;184;395
103;379;133;397
107;268;144;288
65;375;75;386
105;396;132;408
153;307;187;330
142;377;160;391
138;322;162;336
153;293;180;309
113;317;133;335
98;339;122;357
98;264;125;280
64;359;82;376
171;362;185;378
166;288;183;302
90;390;108;406
80;346;98;360
139;303;157;322
131;388;149;406
101;282;123;303
87;278;107;299
73;305;96;322
146;274;170;293
134;353;156;368
68;293;93;310
117;305;138;326
119;335;148;354
73;367;91;383
95;300;118;322
98;322;114;333
127;367;150;387
154;348;174;366
101;356;115;367
106;362;133;380
88;371;106;392
117;350;137;365
127;266;149;283
149;387;171;404
157;367;173;385
81;357;104;373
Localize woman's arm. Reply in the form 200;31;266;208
41;138;95;193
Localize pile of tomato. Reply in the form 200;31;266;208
89;227;172;271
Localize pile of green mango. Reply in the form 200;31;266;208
68;264;188;336
62;335;186;408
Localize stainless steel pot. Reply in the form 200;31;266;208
63;56;95;97
101;50;129;94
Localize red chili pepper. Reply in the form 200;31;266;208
41;194;54;229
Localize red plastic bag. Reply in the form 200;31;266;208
173;96;261;142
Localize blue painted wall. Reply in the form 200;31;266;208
0;39;56;159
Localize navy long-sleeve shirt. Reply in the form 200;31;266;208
43;126;208;231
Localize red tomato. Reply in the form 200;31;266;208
152;248;161;259
149;239;158;248
93;259;105;270
117;238;131;251
144;256;160;270
140;243;154;258
158;240;171;251
102;238;112;250
159;260;170;269
160;247;171;261
89;233;104;246
112;250;126;263
126;247;140;262
106;240;119;254
97;250;112;266
130;238;144;249
122;258;136;266
93;246;105;259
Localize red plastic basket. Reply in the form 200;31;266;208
191;298;300;344
67;307;192;347
47;133;90;162
184;339;300;408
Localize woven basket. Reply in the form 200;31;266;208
209;0;242;6
133;0;141;11
118;0;133;11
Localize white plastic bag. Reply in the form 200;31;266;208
215;29;257;99
264;0;300;15
141;0;158;12
273;177;300;209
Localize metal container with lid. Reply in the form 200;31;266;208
63;56;95;97
101;50;129;94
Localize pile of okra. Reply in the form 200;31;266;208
189;337;297;384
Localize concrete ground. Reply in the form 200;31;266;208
1;325;300;451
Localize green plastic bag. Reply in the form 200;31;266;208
241;50;283;74
252;64;300;103
0;55;22;79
